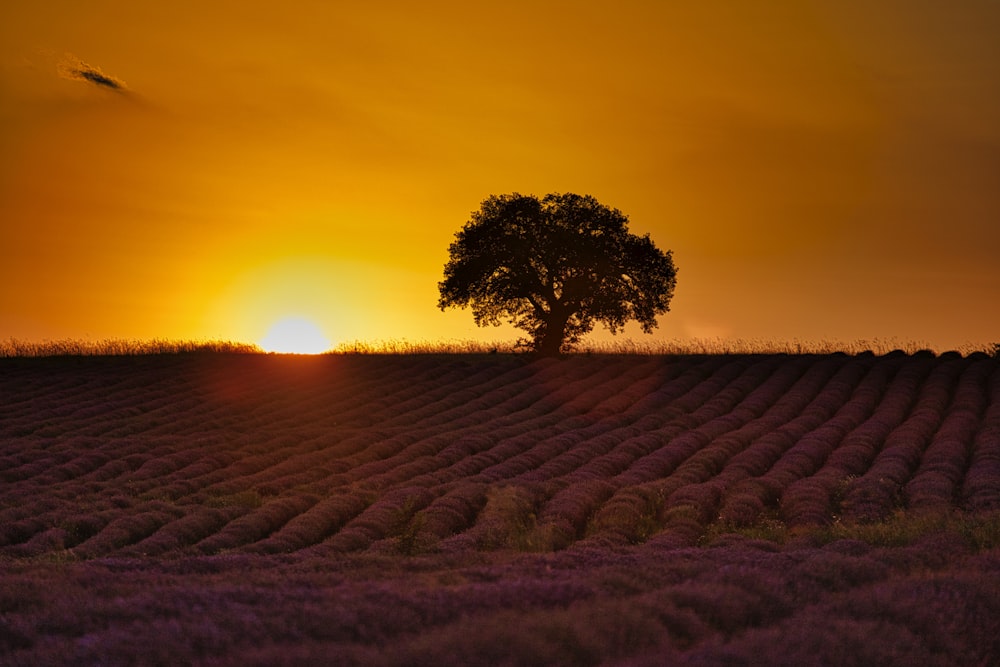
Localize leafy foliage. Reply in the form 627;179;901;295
439;193;677;355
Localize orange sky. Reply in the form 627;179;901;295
2;1;998;351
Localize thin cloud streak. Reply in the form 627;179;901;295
57;54;126;91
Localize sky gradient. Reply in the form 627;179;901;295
2;1;998;351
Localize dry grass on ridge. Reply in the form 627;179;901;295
3;336;995;358
0;338;261;358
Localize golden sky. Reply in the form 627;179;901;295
2;1;998;350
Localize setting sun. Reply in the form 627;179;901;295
258;317;331;354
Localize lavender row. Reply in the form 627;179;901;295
841;358;967;521
2;354;998;558
961;365;1000;510
654;357;836;528
779;355;933;527
905;359;995;511
711;357;878;527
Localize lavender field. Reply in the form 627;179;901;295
2;351;999;665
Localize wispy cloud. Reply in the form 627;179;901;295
57;54;127;92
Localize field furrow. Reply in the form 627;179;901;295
1;352;997;558
2;352;1000;664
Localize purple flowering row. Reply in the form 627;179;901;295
906;360;996;511
841;358;966;521
961;367;1000;510
2;354;997;559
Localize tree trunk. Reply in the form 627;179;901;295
537;308;571;357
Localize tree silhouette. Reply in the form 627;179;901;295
439;193;678;356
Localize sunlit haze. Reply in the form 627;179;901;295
2;1;998;351
258;316;331;355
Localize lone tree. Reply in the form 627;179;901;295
439;192;678;356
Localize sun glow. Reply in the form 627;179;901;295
258;317;331;354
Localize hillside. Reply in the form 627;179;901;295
2;352;999;664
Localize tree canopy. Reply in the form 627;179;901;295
438;192;678;355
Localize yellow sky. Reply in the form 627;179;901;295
2;1;998;350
